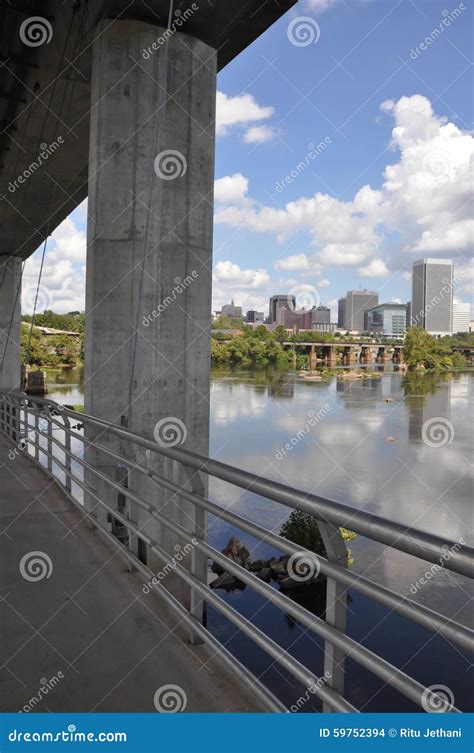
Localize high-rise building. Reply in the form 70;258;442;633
411;259;453;336
452;302;470;333
345;290;378;332
337;298;346;328
312;306;331;324
406;301;412;329
269;295;295;323
246;310;264;324
365;303;407;337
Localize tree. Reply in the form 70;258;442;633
274;325;287;343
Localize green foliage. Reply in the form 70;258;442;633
279;510;357;561
212;314;244;330
22;310;84;333
21;322;82;367
404;327;468;370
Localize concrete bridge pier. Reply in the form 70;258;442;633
376;346;385;364
322;345;337;367
359;346;373;364
308;345;317;370
342;346;356;366
392;347;404;364
84;19;216;615
0;257;22;393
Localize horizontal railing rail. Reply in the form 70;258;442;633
1;390;472;714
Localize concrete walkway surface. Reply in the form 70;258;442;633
0;433;263;713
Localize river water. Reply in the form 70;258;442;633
46;366;473;712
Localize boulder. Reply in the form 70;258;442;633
256;567;272;582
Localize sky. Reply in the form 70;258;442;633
23;0;473;320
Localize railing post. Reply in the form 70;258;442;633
318;521;348;712
63;415;72;493
183;464;207;645
34;410;40;462
46;411;53;474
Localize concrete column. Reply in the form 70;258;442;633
0;256;22;391
84;20;216;611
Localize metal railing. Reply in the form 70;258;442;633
1;390;473;713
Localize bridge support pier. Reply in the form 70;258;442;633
84;20;216;617
0;257;22;393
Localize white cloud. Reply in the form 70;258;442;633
213;260;270;289
215;95;474;278
214;174;249;205
318;278;331;287
358;258;389;277
243;125;275;144
216;91;274;137
275;253;310;272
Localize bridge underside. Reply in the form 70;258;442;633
0;432;263;712
0;0;296;260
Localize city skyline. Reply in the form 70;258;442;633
19;0;472;321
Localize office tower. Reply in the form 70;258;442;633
246;310;264;323
312;306;331;324
406;301;412;329
411;259;453;335
452;302;470;333
345;290;378;332
269;295;295;323
337;298;346;328
365;303;407;336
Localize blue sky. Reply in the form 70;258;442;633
23;0;473;318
